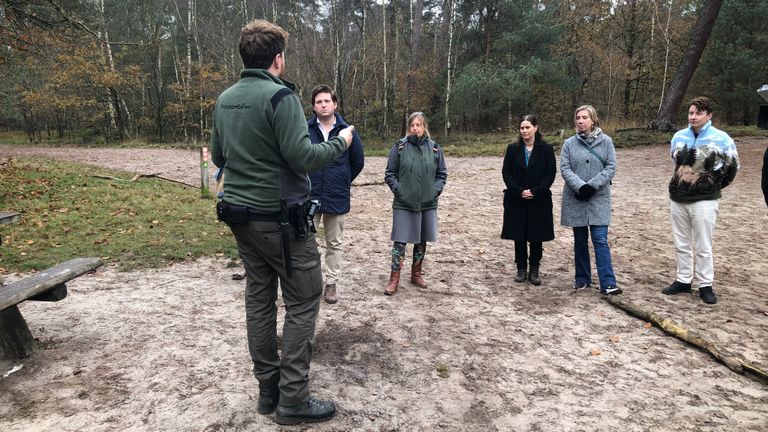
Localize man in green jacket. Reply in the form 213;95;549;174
210;19;354;425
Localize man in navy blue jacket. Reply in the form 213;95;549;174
307;85;365;304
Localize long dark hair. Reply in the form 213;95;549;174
517;114;542;146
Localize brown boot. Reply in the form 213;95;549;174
384;271;400;295
410;261;427;288
323;283;338;304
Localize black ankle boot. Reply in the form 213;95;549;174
662;281;692;295
514;268;527;282
528;266;541;286
275;398;336;425
699;286;718;304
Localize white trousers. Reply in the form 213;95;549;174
670;199;719;287
314;213;345;286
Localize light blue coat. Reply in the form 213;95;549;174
560;132;616;227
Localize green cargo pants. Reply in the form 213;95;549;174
230;220;323;406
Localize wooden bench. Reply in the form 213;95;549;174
0;257;103;360
0;211;20;247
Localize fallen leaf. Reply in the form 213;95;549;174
590;348;602;356
20;252;27;256
26;240;34;244
643;322;652;329
58;208;69;213
609;335;620;343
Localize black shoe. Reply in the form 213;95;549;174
275;398;336;425
514;268;527;282
600;285;622;295
662;281;692;295
528;266;541;286
257;391;279;415
699;286;717;304
573;282;591;290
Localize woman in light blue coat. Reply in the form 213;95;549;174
560;105;621;295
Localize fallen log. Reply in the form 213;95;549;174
91;173;196;188
604;296;768;383
352;181;386;187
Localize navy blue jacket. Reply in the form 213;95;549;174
307;112;365;214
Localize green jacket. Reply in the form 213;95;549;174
210;69;346;213
384;135;448;211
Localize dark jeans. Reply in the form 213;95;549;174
230;221;323;406
514;240;542;269
573;225;616;289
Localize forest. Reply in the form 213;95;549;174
0;0;766;144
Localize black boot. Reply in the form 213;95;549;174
257;376;279;415
699;286;718;304
514;267;527;282
528;265;541;286
662;281;692;295
275;398;336;425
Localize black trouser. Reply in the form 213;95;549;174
514;240;542;270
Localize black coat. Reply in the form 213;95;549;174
501;138;556;242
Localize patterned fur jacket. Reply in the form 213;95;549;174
668;120;739;203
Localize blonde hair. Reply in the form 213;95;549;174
574;105;600;129
408;112;430;138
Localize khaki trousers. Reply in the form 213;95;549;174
230;220;322;406
314;213;345;286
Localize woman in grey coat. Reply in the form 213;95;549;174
560;105;621;295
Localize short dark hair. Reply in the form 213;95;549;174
311;84;338;105
239;20;288;69
688;96;713;114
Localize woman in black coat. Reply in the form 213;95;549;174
501;115;557;285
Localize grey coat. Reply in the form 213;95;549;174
560;132;616;227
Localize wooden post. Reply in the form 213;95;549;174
0;306;37;360
200;147;211;198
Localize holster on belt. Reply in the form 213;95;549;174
279;198;293;277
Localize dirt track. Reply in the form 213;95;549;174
1;138;767;431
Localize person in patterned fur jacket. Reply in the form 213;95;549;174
662;96;739;305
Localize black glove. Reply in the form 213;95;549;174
578;184;597;199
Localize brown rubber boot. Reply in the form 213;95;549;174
410;261;428;288
384;271;400;295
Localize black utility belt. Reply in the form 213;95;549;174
217;200;320;241
216;201;280;224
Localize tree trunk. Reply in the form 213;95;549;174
98;0;125;141
444;0;455;136
332;0;342;94
656;0;675;117
650;0;724;131
382;0;389;137
403;0;424;135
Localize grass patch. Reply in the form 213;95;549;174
436;363;450;378
0;157;239;272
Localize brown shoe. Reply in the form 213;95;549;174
410;261;427;288
323;283;338;304
384;271;400;295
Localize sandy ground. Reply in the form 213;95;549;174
1;137;767;431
